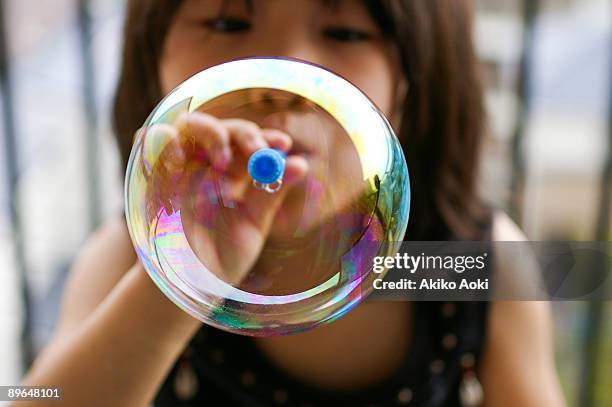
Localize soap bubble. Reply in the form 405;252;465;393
125;57;410;336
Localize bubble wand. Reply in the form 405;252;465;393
247;148;288;193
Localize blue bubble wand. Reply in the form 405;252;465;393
247;148;288;194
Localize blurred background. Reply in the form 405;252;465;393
0;0;610;405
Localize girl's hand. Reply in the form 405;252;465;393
143;111;309;285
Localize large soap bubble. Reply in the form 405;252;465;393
125;57;410;336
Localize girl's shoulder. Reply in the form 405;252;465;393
480;213;565;405
492;210;527;242
490;210;542;289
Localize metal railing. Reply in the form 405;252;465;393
0;0;34;370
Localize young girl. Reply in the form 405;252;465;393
20;1;566;406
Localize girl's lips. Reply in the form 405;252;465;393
261;113;326;158
289;141;321;158
267;117;322;157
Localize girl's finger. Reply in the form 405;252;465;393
240;155;309;233
176;112;232;170
261;128;293;152
141;124;182;174
222;118;268;157
221;128;294;198
221;128;294;204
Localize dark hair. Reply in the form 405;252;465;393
113;0;491;241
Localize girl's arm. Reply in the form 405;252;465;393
480;301;566;407
14;218;202;407
479;213;566;407
16;115;302;407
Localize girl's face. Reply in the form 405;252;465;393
160;0;405;292
160;0;404;121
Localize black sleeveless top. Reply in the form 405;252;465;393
152;217;493;407
154;300;490;407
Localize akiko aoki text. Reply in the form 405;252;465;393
373;277;490;291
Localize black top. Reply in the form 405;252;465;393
154;299;490;407
151;210;494;407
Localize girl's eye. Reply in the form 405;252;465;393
203;17;251;33
323;27;373;42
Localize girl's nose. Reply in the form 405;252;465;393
246;88;315;112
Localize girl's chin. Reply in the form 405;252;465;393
269;215;307;239
268;207;316;240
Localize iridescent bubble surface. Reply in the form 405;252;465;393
125;57;410;336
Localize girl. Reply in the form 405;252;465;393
20;1;566;406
